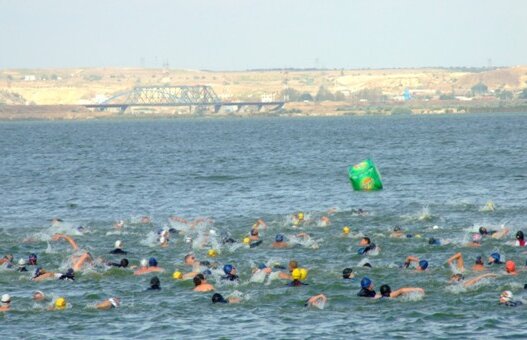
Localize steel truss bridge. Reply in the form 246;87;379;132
84;85;284;113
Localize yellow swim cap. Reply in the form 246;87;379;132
207;249;217;257
55;297;66;309
243;237;250;245
300;268;308;280
298;212;304;220
292;268;301;280
172;271;183;280
343;226;350;234
415;234;422;239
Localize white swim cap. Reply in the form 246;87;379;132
18;258;26;266
432;225;439;230
1;294;10;303
160;236;167;244
115;240;123;249
140;259;148;267
209;229;217;236
109;297;120;308
185;236;192;243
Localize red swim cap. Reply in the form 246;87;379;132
505;260;516;273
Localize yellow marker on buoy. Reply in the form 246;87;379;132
55;297;67;310
342;226;350;234
207;249;217;257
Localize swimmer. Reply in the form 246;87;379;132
319;216;331;227
17;259;28;272
403;256;428;271
49;297;67;311
159;236;169;248
182;254;200;279
449;273;498;287
278;260;299;280
193;273;214;292
113;220;125;230
134;258;165;275
342;268;355;280
357;277;379;298
473;256;486;271
28;253;38;266
515;231;526;247
96;297;121;310
358;237;378;255
147;276;161;290
305;294;327;308
51;234;79;251
72;252;94;271
479;226;509;239
505;260;518;275
33;291;46;301
32;267;56;281
447;252;465;273
379;285;424;298
287;268;308;287
58;268;75;281
466;233;482;247
0;254;14;267
272;234;288;248
140;216;151;224
390;226;405;238
0;294;11;312
351;208;368;216
249;228;260;241
108;258;129;268
292;212;305;226
110;240;127;255
488;252;503;265
222;264;240;282
499;290;523;307
212;293;240;304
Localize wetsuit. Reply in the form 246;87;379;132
109;248;128;255
250;240;263;248
287;280;308;287
357;288;376;297
222;274;240;282
17;266;28;272
503;301;523;307
147;284;161;291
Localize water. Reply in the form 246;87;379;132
1;114;527;339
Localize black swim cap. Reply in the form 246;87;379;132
120;259;129;268
380;284;391;297
212;293;227;304
150;276;160;286
516;231;524;240
393;226;401;232
342;268;353;278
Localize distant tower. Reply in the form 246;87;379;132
282;69;289;102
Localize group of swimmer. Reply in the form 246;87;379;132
1;209;526;312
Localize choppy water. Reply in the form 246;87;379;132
1;114;527;339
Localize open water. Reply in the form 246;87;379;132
1;114;527;339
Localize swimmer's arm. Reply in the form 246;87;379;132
447;252;464;271
170;216;189;224
307;294;327;305
51;234;79;250
183;272;198;280
463;273;498;287
96;300;113;310
228;297;241;304
390;288;424;298
405;256;419;263
492;228;509;239
278;272;292;280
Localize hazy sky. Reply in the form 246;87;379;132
1;0;526;70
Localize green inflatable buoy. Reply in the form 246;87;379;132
348;159;383;191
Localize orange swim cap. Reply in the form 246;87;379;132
505;260;516;273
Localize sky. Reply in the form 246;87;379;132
0;0;526;70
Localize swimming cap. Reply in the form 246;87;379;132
380;284;391;297
150;276;160;286
429;237;439;245
18;258;26;266
361;277;372;289
159;236;167;244
223;264;233;275
28;253;37;264
300;268;308;280
342;268;353;278
258;263;267;270
184;236;192;243
298;212;304;220
250;229;258;236
243;237;250;245
475;256;483;265
500;290;513;303
207;249;217;257
275;234;284;242
202;269;212;276
1;294;10;303
172;271;183;280
516;230;524;240
419;260;429;270
472;233;482;242
115;240;123;249
292;268;301;280
55;297;66;309
479;227;487;235
148;258;158;267
140;259;148;267
393;226;401;232
34;267;43;277
212;293;227;304
209;229;217;236
343;226;350;234
490;252;500;263
109;297;120;308
506;260;516;273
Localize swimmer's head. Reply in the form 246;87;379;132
288;260;298;271
243;237;251;245
479;227;488;235
148;258;158;267
150;276;160;287
342;267;353;279
500;290;513;303
109;297;120;308
18;258;26;266
359;237;371;246
184;254;196;265
207;249;217;257
418;260;429;270
475;256;483;265
120;259;129;268
451;273;464;281
54;297;66;310
275;234;284;242
193;275;202;287
33;290;45;301
212;293;228;304
1;294;11;304
159;236;167;244
506;260;516;273
223;264;234;275
489;252;500;264
258;263;267;270
516;230;524;240
472;233;482;243
393;226;401;232
172;271;183;280
114;240;123;249
140;259;148;267
363;262;372;268
380;284;391;297
428;237;439;245
250;229;258;236
299;268;308;280
361;277;372;289
28;253;37;265
291;268;302;280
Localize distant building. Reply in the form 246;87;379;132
261;93;275;103
24;75;36;81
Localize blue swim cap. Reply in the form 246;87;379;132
202;269;212;276
491;252;500;262
148;257;158;267
361;277;372;288
223;264;233;274
419;260;429;270
358;247;366;255
258;263;267;270
276;234;284;242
